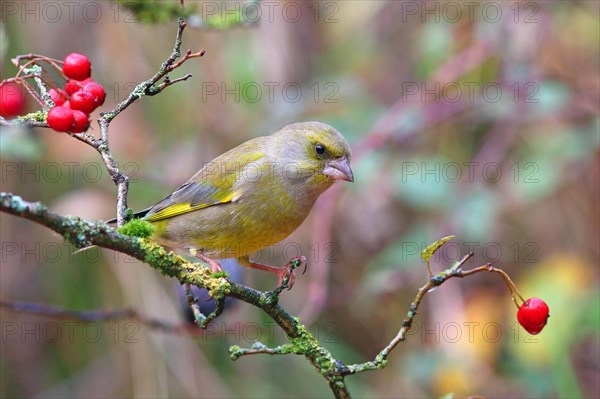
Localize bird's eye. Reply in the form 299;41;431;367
315;144;326;155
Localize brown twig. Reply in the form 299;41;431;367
335;253;519;377
12;54;66;80
147;73;193;95
168;49;206;71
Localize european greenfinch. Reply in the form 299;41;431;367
121;121;353;288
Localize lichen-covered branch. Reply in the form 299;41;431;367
0;191;349;398
1;191;516;399
0;114;48;128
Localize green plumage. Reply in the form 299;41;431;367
141;121;353;263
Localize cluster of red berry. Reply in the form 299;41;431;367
46;53;105;133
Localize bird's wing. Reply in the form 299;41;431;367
144;149;266;222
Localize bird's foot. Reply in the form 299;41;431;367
189;249;223;273
276;256;307;291
247;256;307;292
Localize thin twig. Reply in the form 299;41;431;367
95;17;204;226
147;73;193;95
336;254;518;377
186;283;227;329
229;342;293;359
168;49;205;71
0;299;200;334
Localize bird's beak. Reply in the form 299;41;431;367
323;156;354;182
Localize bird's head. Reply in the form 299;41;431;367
273;122;353;189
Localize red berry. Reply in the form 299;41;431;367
0;82;26;118
70;90;96;114
517;297;550;335
70;110;90;133
49;88;68;106
62;100;70;109
62;53;91;81
80;80;105;106
65;79;83;96
47;106;74;132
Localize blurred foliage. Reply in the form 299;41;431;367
117;0;262;28
116;0;195;24
1;1;599;398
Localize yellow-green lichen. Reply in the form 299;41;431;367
139;239;188;278
18;111;47;123
286;320;336;375
180;262;231;298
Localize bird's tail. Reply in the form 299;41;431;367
105;207;151;224
75;208;152;255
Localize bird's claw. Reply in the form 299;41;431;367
275;256;306;291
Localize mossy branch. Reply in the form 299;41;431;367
1;192;517;399
0;192;348;398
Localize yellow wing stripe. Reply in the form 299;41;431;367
145;203;208;222
145;191;237;222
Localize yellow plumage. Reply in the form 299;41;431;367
128;121;353;286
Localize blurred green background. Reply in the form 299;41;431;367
1;1;598;398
